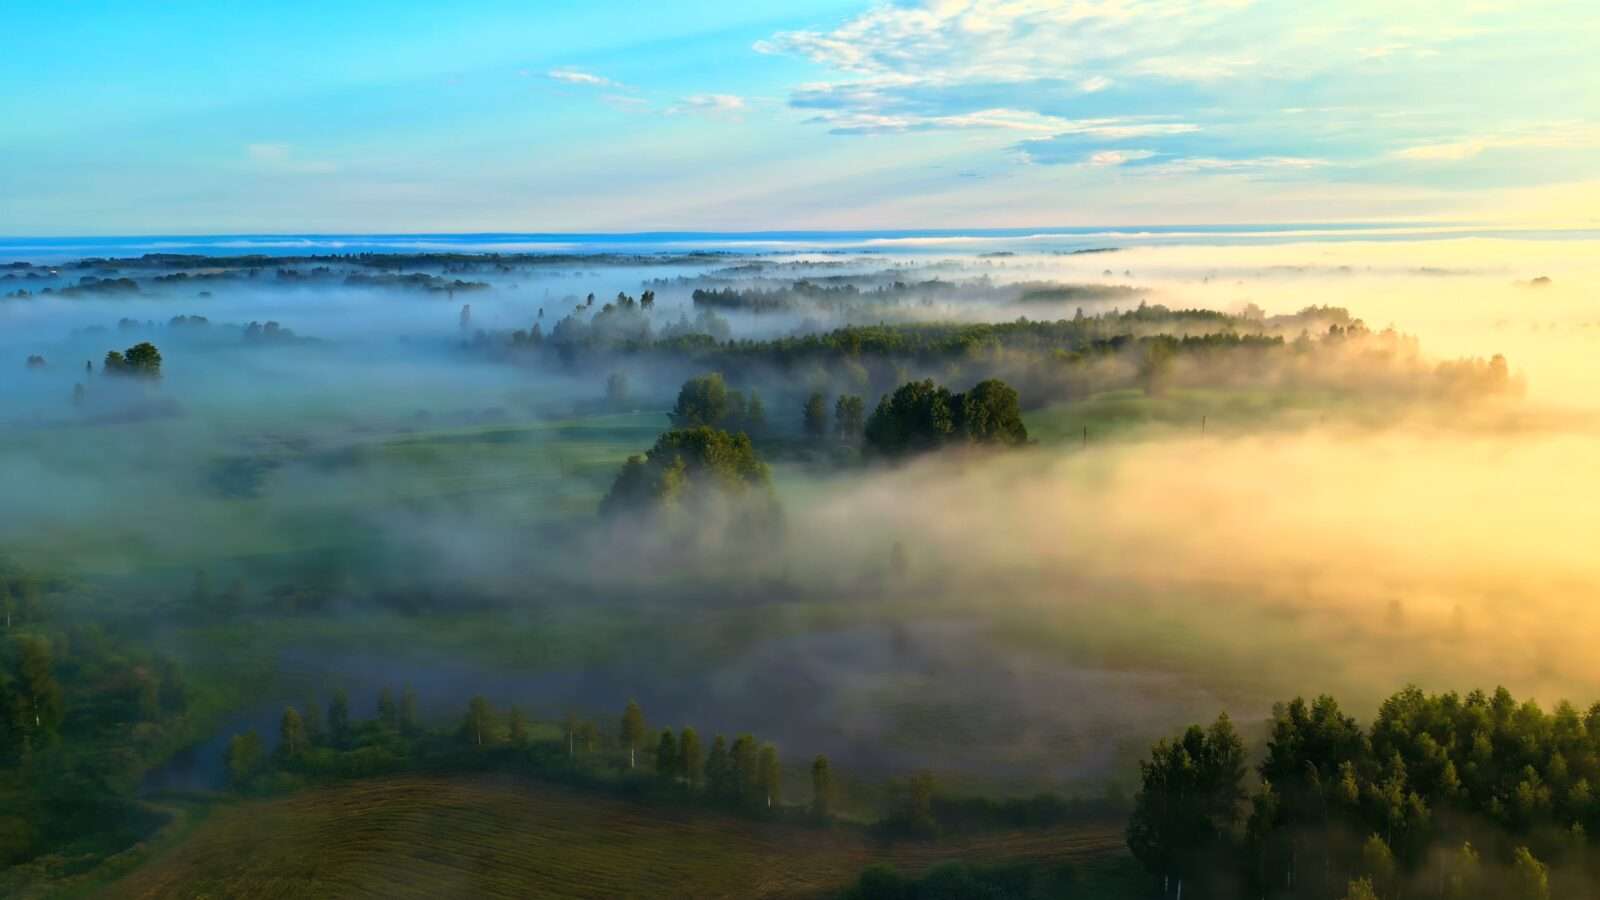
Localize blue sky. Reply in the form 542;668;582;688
3;0;1597;233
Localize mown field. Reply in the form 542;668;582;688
100;776;1138;899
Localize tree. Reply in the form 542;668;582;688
758;744;782;809
680;727;704;788
835;394;865;439
226;731;264;787
620;700;646;769
606;372;629;408
564;711;580;758
279;707;305;758
1341;877;1379;900
811;754;834;820
1443;842;1481;900
599;427;776;524
731;735;760;807
669;373;730;428
1510;846;1549;900
328;689;351;746
464;696;493;747
744;389;767;435
15;636;63;740
656;730;679;782
864;380;954;456
1361;834;1395;896
958;379;1028;445
507;706;529;746
1127;713;1247;899
804;392;829;438
121;342;162;378
377;689;398;731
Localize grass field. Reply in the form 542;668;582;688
100;776;1138;899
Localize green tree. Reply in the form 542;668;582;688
656;729;679;781
669;373;730;428
620;699;646;769
834;394;865;439
864;380;955;456
1361;834;1395;896
122;342;162;377
1126;713;1247;900
1510;846;1549;900
226;730;264;787
811;754;834;820
731;735;760;807
327;689;351;746
279;707;305;758
1341;877;1379;900
680;727;704;789
1443;842;1481;900
507;706;529;746
564;711;580;758
758;743;782;809
744;389;767;435
803;392;829;438
957;379;1028;445
600;427;776;523
15;636;63;740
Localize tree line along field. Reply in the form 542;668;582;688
97;775;1138;899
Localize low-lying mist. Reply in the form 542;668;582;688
3;235;1597;789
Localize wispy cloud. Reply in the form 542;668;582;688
668;94;749;119
245;143;335;175
1392;123;1600;162
547;68;620;89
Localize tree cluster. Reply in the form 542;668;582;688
863;378;1028;457
1129;685;1600;899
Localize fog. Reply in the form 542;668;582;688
3;235;1596;790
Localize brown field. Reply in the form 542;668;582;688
102;776;1131;899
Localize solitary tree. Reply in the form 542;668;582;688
621;700;647;769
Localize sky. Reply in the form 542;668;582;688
2;0;1597;234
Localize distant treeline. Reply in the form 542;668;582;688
1129;685;1600;899
481;300;1517;410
